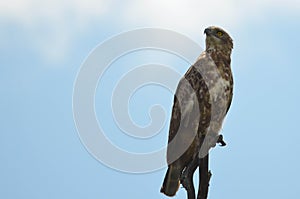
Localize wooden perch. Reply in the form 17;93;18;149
181;134;227;199
197;154;211;199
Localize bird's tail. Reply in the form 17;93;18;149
160;165;181;197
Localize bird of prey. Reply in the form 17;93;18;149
160;26;234;198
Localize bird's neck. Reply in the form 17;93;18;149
206;48;232;68
206;46;231;57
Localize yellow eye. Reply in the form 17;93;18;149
217;31;223;37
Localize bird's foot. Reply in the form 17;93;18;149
217;134;226;146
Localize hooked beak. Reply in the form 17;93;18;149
204;28;212;35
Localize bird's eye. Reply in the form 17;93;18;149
217;31;223;37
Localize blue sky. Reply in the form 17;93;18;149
1;1;300;198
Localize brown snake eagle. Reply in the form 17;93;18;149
160;26;234;198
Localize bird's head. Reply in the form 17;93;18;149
204;26;233;55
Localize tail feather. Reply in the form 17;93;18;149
160;166;181;196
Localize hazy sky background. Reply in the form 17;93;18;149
1;1;300;198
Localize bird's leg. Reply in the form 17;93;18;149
180;157;199;199
217;134;226;146
197;154;211;199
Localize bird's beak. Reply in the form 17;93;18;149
204;28;212;35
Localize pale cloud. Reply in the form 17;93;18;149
0;0;110;62
1;0;299;62
0;0;109;24
120;0;300;37
122;1;238;34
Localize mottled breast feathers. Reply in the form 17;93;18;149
167;50;233;164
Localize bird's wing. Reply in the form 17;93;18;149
166;66;203;165
168;70;198;143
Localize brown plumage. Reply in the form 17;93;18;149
160;26;234;197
